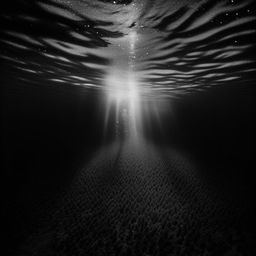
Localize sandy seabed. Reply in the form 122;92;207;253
20;139;253;256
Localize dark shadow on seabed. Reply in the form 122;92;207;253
1;0;256;254
2;79;104;255
15;138;256;256
2;78;256;256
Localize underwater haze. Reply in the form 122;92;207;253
2;0;256;255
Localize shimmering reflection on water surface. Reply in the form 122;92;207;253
1;0;255;98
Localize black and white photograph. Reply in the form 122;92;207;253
2;0;256;255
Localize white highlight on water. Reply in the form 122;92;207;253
104;30;141;140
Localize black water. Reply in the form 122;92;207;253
1;0;256;255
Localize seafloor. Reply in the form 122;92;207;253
19;139;254;256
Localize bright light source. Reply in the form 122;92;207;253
129;31;137;52
106;69;137;103
104;67;141;138
103;29;142;140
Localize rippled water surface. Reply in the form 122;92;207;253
2;2;256;255
1;0;256;99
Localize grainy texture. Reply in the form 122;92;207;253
20;139;253;256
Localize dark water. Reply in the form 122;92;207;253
1;0;256;255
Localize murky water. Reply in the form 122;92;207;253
2;2;256;255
